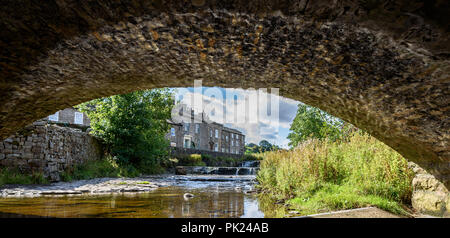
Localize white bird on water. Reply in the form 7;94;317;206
183;193;194;199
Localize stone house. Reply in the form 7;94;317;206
45;107;90;127
166;107;245;155
0;107;100;181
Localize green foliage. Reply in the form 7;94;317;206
287;184;406;215
171;153;260;167
175;154;206;166
0;168;49;186
243;153;262;161
287;104;351;147
77;89;174;173
60;157;144;182
199;155;238;167
245;143;259;154
245;140;280;154
256;133;414;215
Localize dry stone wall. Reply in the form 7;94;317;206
0;122;103;182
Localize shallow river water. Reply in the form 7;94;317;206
0;175;292;218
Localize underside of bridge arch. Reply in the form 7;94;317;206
0;0;449;188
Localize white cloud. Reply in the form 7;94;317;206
174;87;300;148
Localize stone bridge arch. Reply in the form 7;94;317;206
0;1;448;187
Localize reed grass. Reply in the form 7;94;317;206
256;133;414;215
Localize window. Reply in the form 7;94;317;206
222;148;225;153
226;135;228;141
236;141;239;147
195;124;200;133
231;140;234;146
170;142;177;147
184;138;190;148
232;134;234;139
209;128;213;137
170;128;176;136
215;129;218;138
48;111;59;121
231;148;234;154
184;123;189;132
214;144;218;152
74;112;83;125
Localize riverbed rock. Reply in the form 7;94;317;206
175;166;187;175
40;190;83;195
409;162;450;217
0;177;168;198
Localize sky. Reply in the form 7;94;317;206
171;87;300;149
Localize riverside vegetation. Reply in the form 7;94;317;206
256;104;414;215
0;168;49;186
1;94;415;218
77;88;175;175
168;153;261;167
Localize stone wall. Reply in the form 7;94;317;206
0;122;103;182
409;162;450;217
170;147;243;160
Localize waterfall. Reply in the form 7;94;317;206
177;160;260;175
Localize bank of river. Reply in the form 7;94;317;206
0;175;297;218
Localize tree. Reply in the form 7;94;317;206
258;140;273;152
287;104;345;148
77;89;174;172
245;141;280;153
245;143;259;154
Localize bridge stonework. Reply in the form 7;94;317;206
0;0;448;198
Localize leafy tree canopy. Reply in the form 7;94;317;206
245;140;280;153
287;104;351;148
77;89;174;172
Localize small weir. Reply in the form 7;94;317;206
175;160;260;176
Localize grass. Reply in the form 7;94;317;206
0;168;49;186
60;156;145;182
256;132;414;215
175;154;206;166
0;155;168;186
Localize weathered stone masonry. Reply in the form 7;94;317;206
0;0;448;215
0;123;103;181
409;162;450;217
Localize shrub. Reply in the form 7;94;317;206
176;154;206;166
0;168;49;186
60;156;147;182
243;154;262;161
77;89;174;173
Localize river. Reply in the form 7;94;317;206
0;175;295;218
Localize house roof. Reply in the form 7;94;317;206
166;119;182;126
